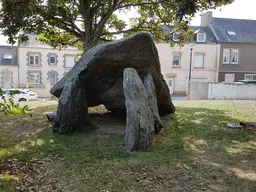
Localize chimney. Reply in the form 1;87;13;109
200;11;212;26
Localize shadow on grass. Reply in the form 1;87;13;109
1;103;255;191
1;104;255;164
159;106;256;191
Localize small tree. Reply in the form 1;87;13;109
0;0;233;53
0;88;31;116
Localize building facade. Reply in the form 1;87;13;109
218;43;256;82
17;34;80;97
159;11;256;95
0;46;19;88
157;26;220;95
202;12;256;82
3;13;256;97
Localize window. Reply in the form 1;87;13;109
29;72;40;84
49;73;57;86
223;49;239;64
223;49;230;64
3;90;10;95
225;74;235;83
227;31;236;36
3;54;12;59
49;55;56;65
245;74;256;80
173;33;180;41
65;55;75;68
230;49;239;64
172;54;181;67
9;90;22;95
29;54;40;66
196;33;206;42
194;54;204;68
2;90;23;95
168;79;173;86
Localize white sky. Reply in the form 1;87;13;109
0;0;255;45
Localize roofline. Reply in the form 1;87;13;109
212;17;256;22
0;45;17;48
218;41;256;44
209;22;219;42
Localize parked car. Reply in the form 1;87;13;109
0;89;38;102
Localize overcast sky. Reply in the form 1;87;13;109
0;0;255;46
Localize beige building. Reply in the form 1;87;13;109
157;43;220;95
17;34;80;97
156;25;220;95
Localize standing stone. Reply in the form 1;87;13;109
53;77;89;134
143;73;163;134
123;68;154;151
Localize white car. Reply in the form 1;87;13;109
1;89;38;102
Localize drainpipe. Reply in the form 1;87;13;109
17;63;20;88
189;47;193;81
187;44;194;96
215;44;220;82
17;47;20;88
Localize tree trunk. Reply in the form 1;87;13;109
83;43;91;54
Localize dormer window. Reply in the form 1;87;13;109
3;54;12;59
227;31;236;36
197;33;206;42
173;32;180;41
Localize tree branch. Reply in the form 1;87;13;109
68;19;83;36
102;25;142;35
92;0;119;45
57;20;83;40
117;0;169;9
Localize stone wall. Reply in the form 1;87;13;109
188;81;256;100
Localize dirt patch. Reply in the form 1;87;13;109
90;113;126;135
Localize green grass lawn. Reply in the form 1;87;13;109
0;100;255;192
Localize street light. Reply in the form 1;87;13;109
188;43;194;81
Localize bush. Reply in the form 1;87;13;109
0;88;32;116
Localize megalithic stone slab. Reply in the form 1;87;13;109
143;73;163;134
123;68;154;151
50;33;175;116
53;77;89;134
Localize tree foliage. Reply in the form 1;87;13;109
0;0;234;52
0;88;32;116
